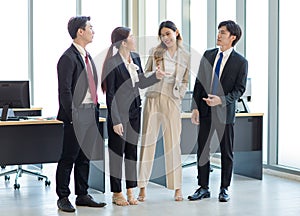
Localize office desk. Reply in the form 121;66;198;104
150;113;263;187
0;118;106;192
0;120;63;165
0;120;63;189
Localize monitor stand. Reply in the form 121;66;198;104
236;98;250;113
1;104;9;121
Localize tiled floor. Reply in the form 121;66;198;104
0;160;300;216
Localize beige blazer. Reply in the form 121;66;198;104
144;46;190;100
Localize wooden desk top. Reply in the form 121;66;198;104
235;113;264;117
0;119;62;126
12;107;43;111
0;117;106;126
180;112;264;119
100;104;107;109
12;106;107;111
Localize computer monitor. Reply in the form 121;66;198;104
236;77;251;113
241;77;251;102
0;80;30;109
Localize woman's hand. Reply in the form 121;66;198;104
155;65;167;79
191;109;200;125
113;123;124;136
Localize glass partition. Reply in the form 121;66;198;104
246;0;268;163
0;0;28;80
278;0;300;169
33;0;75;117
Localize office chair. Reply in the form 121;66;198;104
0;164;51;189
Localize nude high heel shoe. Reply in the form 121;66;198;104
112;192;129;206
174;189;183;201
137;187;146;202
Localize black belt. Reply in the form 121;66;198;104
78;103;96;109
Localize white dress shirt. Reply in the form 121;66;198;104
120;53;139;87
73;42;94;104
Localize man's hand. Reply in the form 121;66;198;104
113;123;124;136
191;109;200;125
202;94;222;107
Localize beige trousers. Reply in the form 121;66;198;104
138;92;182;190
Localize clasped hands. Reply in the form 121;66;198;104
202;94;222;107
191;94;222;125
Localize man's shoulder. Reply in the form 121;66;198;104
205;48;218;53
231;50;247;63
63;44;78;56
203;48;218;56
202;48;218;61
57;45;79;66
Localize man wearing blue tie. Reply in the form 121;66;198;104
188;20;248;202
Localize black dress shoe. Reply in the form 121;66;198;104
57;197;76;212
218;188;230;202
75;194;106;208
187;187;210;201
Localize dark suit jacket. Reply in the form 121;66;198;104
104;52;159;125
57;44;98;123
192;48;248;124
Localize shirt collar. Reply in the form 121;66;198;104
73;42;87;56
119;52;140;71
219;47;233;58
165;50;178;60
120;52;132;65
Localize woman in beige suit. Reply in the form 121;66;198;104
138;20;190;201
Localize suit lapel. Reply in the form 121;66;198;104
206;49;218;86
172;47;188;79
132;54;141;75
220;50;235;82
209;49;218;65
115;53;131;85
71;44;85;68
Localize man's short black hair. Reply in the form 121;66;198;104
218;20;242;47
68;16;91;39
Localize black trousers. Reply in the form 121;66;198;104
56;106;100;198
107;114;140;193
197;117;234;189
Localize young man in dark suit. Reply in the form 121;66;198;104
188;20;248;202
56;16;106;212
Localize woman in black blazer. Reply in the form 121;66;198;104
101;27;164;206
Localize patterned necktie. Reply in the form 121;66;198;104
211;52;223;95
85;53;98;104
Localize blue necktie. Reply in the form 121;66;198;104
211;52;223;95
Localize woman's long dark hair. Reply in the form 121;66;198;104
101;26;131;93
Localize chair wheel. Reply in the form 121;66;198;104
14;183;20;190
4;175;10;181
38;177;43;181
45;180;51;186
